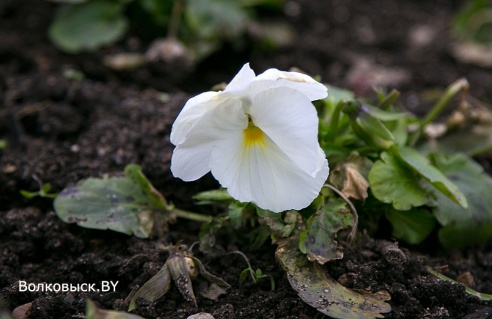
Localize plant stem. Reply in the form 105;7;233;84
229;250;257;283
168;0;184;39
172;208;213;223
409;78;469;146
421;78;469;129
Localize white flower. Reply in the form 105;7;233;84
170;63;329;212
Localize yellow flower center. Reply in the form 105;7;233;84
244;116;265;147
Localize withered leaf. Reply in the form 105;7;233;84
329;155;373;201
299;198;355;264
276;238;391;319
129;264;171;311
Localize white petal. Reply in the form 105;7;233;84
171;98;246;181
170;91;220;145
171;143;215;181
248;68;328;101
224;63;256;92
210;134;329;212
250;87;320;176
315;146;330;177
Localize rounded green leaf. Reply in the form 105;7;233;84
368;152;429;210
54;164;167;238
49;0;128;53
385;208;436;244
185;0;248;39
324;84;355;106
430;154;492;250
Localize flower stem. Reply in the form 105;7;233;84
172;208;213;223
421;78;469;128
168;0;184;39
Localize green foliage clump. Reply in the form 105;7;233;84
48;0;283;61
318;79;492;249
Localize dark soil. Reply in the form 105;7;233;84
1;0;492;318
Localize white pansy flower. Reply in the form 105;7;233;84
170;63;329;212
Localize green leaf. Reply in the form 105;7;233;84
19;190;37;199
319;141;352;163
430;154;492;250
228;202;247;229
0;139;7;150
325;84;355;106
299;198;355;264
20;183;57;199
397;147;468;209
54;164;168;238
368;152;429;210
41;183;53;194
239;269;250;283
385;207;436;244
343;101;395;150
357;112;395;143
87;299;144;319
376;89;400;109
185;0;248;40
139;0;173;26
198;218;226;257
256;208;297;241
362;104;413;121
386;118;409;146
49;0;128;53
193;189;234;204
276;238;392;319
